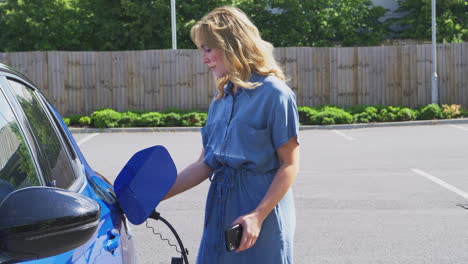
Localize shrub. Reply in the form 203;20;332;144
119;111;140;127
376;106;416;122
377;108;397;122
161;113;182;127
126;110;147;115
63;118;70;126
90;109;121;128
315;104;340;111
354;106;379;123
181;112;207;127
461;108;468;117
136;112;163;127
417;104;443;120
311;106;354;125
161;108;189;114
73;104;465;128
298;106;319;125
441;104;462;119
354;112;370;123
321;117;335;125
298;106;310;122
78;116;91;126
347;105;371;115
396;107;417;121
69;114;82;126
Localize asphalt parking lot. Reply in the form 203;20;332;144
73;124;468;264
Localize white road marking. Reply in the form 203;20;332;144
332;130;356;141
77;133;100;146
411;168;468;200
449;125;468;131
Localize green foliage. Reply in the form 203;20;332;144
0;0;172;51
161;113;182;127
136;112;163;127
4;0;465;50
63;118;71;126
85;108;206;128
376;106;417;122
234;0;388;47
176;0;234;49
347;105;372;115
396;107;417;121
298;106;319;125
353;113;370;123
377;107;397;122
461;108;468;117
161;108;190;114
69;115;82;126
119;111;140;127
0;0;82;51
0;0;390;51
71;103;466;129
392;0;467;43
417;104;443;120
352;106;379;123
90;109;121;128
8;124;39;187
310;106;354;125
181;112;208;127
78;116;91;126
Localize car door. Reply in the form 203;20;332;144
0;74;134;264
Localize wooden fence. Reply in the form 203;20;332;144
0;43;466;116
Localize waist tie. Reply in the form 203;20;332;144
206;166;238;257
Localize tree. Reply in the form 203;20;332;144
0;0;174;51
177;0;388;48
74;0;172;50
0;0;81;51
0;0;390;51
392;0;467;43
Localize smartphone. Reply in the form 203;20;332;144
225;224;243;252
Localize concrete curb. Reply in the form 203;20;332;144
68;118;468;134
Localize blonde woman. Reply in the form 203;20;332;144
164;6;300;263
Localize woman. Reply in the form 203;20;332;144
164;6;300;264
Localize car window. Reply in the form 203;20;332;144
0;90;40;201
7;79;77;189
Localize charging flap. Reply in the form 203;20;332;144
114;145;177;225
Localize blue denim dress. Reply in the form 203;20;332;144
197;72;299;264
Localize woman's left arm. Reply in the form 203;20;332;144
232;136;299;252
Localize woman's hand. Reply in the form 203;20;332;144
231;211;265;252
230;137;299;252
163;148;212;200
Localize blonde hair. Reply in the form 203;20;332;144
190;6;285;99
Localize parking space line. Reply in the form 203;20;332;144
411;168;468;200
449;125;468;131
332;130;356;141
77;133;100;146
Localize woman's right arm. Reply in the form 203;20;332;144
163;148;213;200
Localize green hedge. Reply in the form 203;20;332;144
66;104;468;128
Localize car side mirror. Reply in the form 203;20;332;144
0;187;100;262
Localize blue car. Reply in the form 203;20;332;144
0;63;139;263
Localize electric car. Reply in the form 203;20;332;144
0;63;137;263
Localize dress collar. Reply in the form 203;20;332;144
223;72;263;98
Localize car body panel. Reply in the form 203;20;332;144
0;64;136;264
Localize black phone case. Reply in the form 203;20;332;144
225;224;243;252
